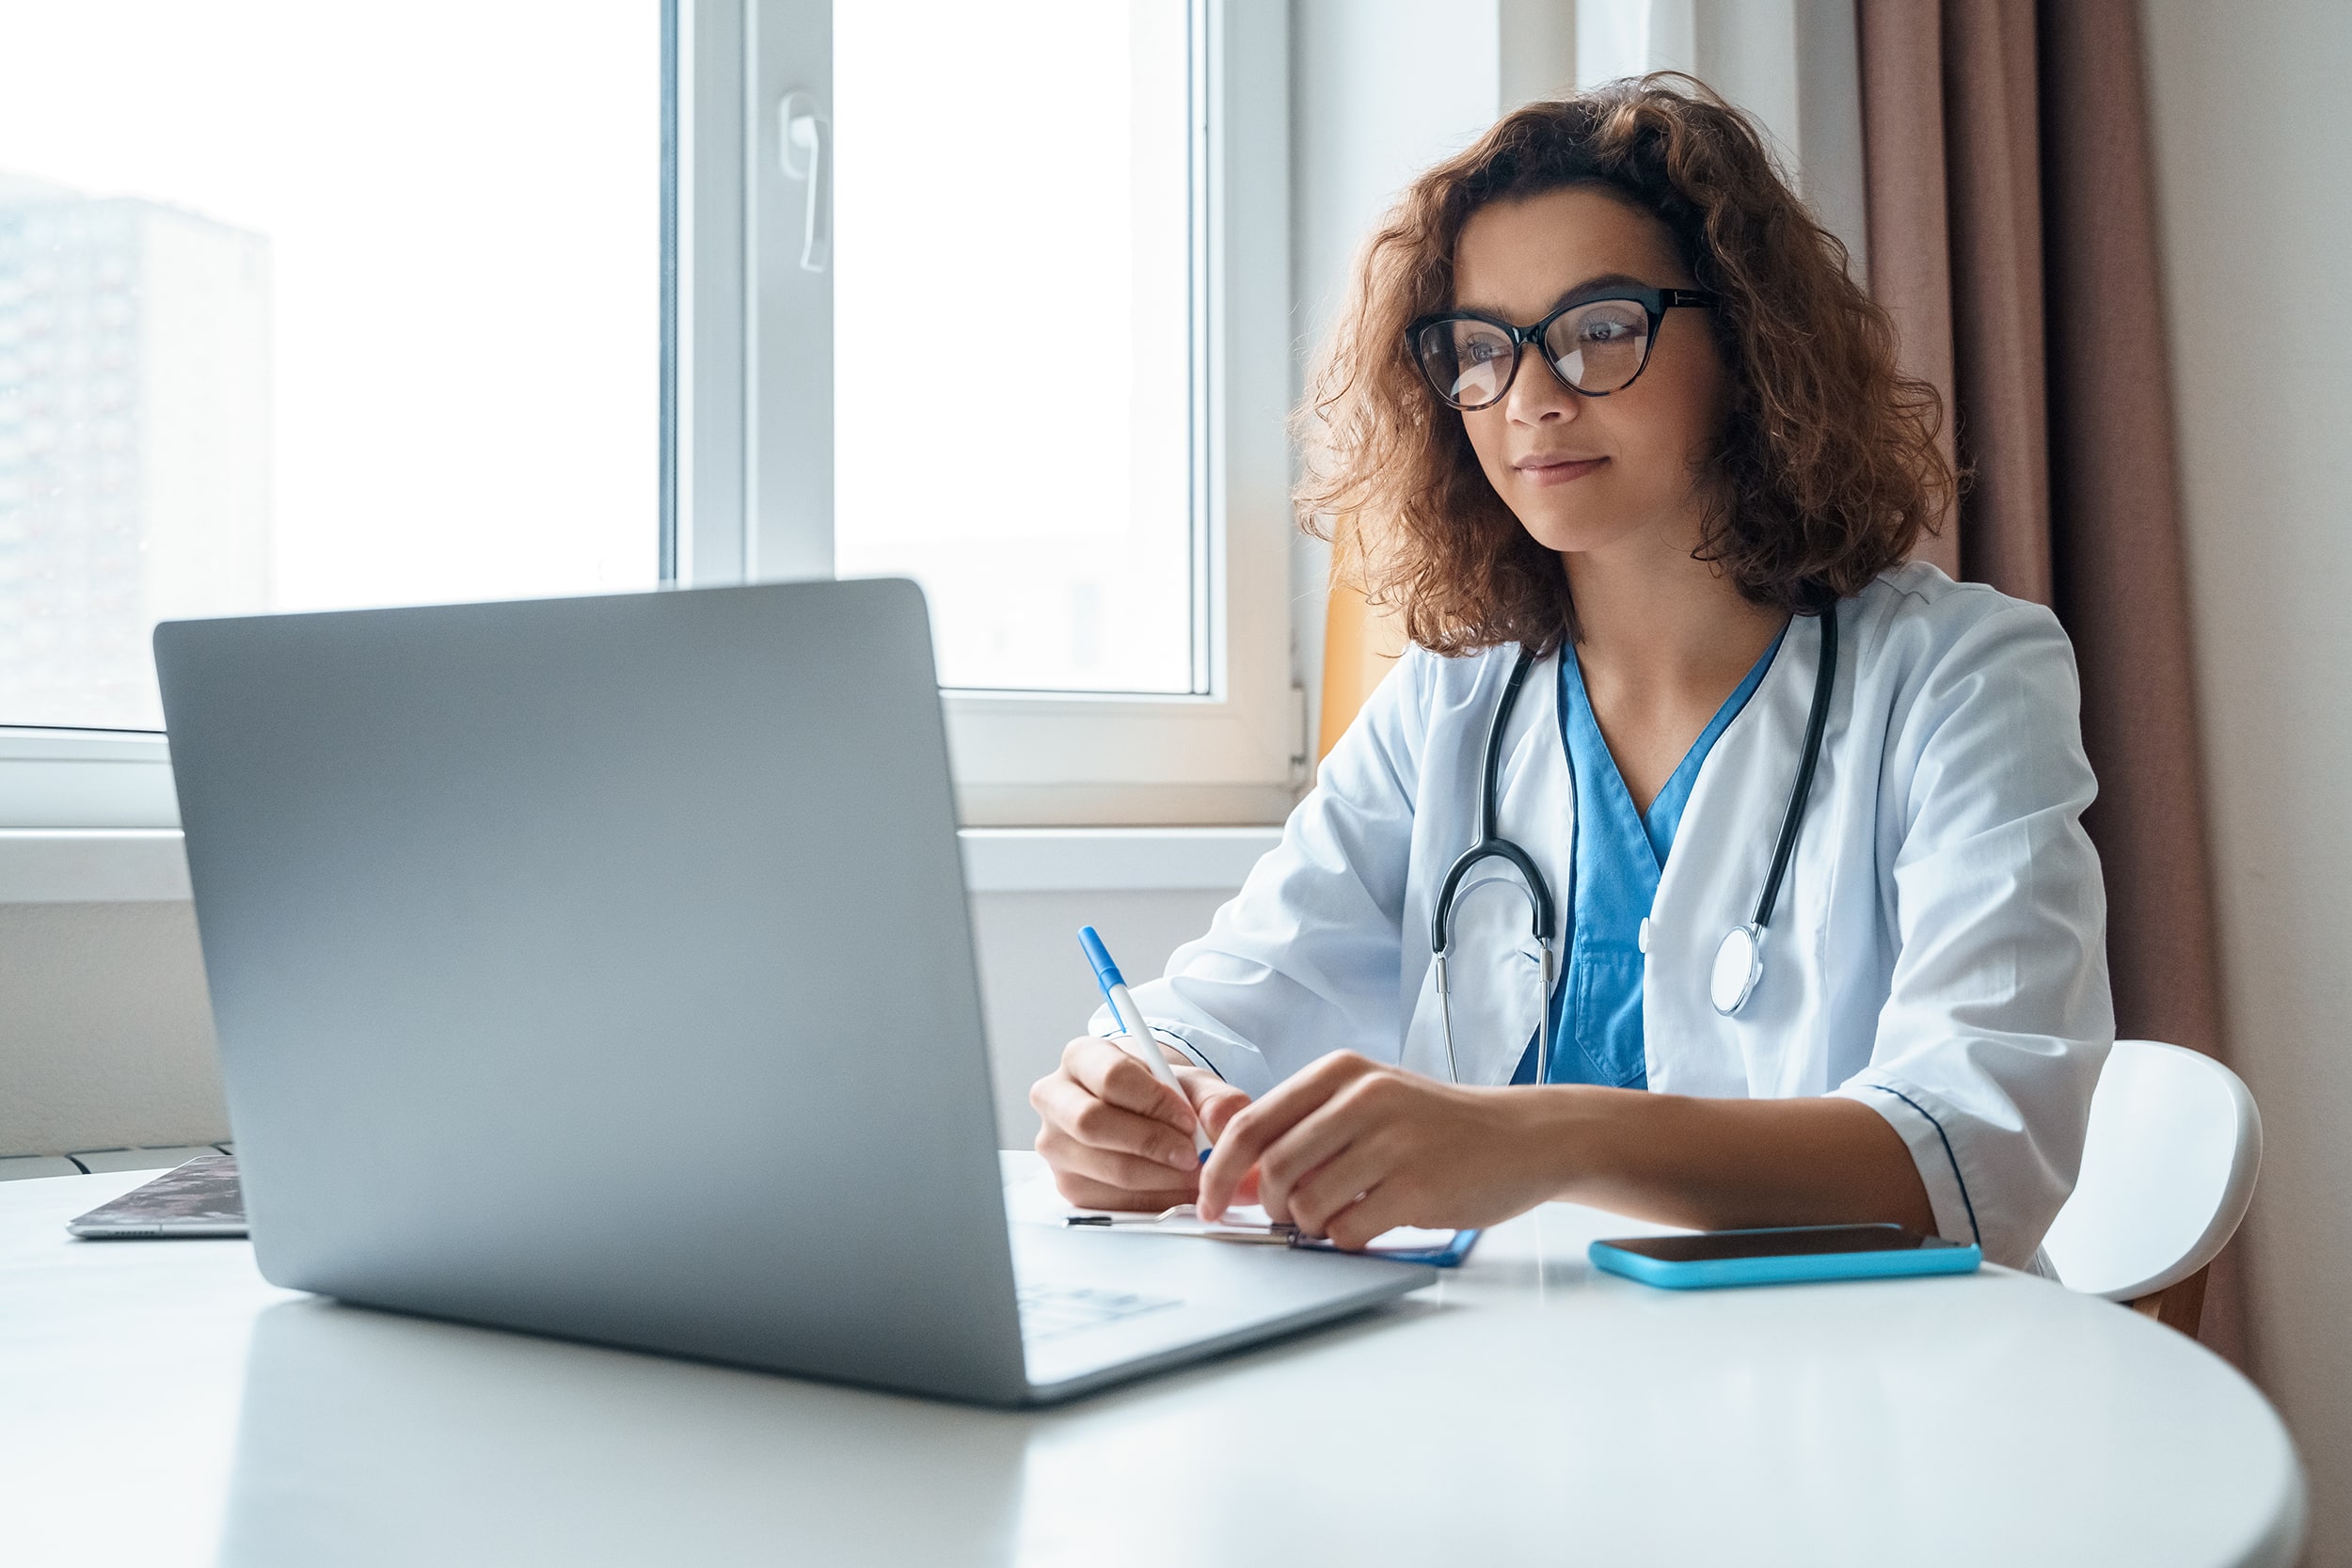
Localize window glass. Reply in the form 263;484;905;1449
833;0;1196;694
0;2;658;730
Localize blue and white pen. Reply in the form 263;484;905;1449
1078;926;1214;1163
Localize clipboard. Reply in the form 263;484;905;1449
1295;1228;1480;1267
1068;1205;1480;1268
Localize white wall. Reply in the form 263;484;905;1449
0;902;223;1156
2140;0;2352;1556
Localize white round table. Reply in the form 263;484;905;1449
0;1159;2303;1567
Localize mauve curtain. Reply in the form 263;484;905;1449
1858;0;2242;1363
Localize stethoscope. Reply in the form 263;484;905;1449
1428;604;1839;1085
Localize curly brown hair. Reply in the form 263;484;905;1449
1296;75;1952;655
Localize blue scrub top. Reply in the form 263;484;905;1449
1512;627;1787;1087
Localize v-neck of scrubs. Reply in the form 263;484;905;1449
1513;626;1788;1088
1634;625;1788;860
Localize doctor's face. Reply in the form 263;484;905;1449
1448;185;1732;562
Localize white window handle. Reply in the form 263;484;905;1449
780;90;831;273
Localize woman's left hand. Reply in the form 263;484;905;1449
1194;1052;1565;1247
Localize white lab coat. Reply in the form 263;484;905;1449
1107;562;2114;1269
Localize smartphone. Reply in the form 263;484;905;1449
65;1152;247;1239
1588;1224;1979;1290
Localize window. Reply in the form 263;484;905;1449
1;2;1299;832
834;2;1200;696
0;2;660;736
678;0;1301;826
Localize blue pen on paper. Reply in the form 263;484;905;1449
1079;926;1213;1164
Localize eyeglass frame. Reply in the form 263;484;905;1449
1404;284;1723;410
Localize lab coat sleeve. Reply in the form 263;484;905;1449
1833;600;2115;1268
1087;653;1431;1099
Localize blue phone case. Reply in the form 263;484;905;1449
1588;1230;1981;1290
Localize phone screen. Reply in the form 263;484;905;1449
1601;1224;1963;1263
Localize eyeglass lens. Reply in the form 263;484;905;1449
1415;299;1654;409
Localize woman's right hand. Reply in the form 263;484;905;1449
1031;1036;1252;1212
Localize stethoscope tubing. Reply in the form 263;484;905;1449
1430;603;1839;1079
1749;601;1838;931
1429;647;1560;1085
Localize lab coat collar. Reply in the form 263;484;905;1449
1399;648;1576;1085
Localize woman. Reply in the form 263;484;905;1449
1029;78;2112;1270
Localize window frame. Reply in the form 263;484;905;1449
673;0;1302;828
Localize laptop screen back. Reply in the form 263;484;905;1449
155;579;1025;1402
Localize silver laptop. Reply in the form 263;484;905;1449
154;578;1430;1405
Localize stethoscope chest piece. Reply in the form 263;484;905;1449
1704;602;1841;1019
1439;600;1838;1050
1709;922;1764;1016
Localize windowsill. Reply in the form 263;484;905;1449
0;826;1284;905
0;830;192;903
955;828;1279;893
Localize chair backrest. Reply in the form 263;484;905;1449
2041;1039;2263;1302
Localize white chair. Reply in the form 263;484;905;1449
2041;1038;2263;1336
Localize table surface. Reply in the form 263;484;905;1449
0;1156;2306;1568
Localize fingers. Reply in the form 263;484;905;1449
1030;1069;1198;1175
1268;1120;1397;1237
1027;1037;1205;1212
1198;1053;1374;1219
1045;1163;1198;1215
1037;1133;1201;1212
1178;1069;1252;1142
1317;1180;1413;1252
1035;1118;1200;1196
1250;1077;1402;1230
1063;1036;1197;1133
